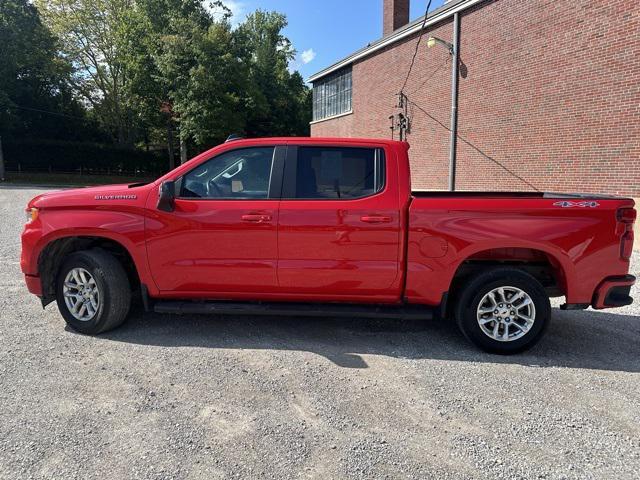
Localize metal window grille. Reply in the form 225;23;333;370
312;67;352;121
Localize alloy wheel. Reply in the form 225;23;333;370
476;286;536;342
62;268;100;322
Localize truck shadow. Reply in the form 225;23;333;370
94;307;640;373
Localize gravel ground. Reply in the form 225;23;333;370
1;186;639;480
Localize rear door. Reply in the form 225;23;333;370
145;145;284;295
277;144;403;302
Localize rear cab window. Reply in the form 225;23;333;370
283;146;385;199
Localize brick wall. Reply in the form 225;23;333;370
311;0;640;197
383;0;410;36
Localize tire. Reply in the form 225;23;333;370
454;267;551;354
56;249;131;334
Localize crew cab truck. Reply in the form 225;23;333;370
21;138;636;353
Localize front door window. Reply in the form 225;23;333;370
180;147;275;199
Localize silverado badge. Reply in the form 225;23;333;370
94;194;137;200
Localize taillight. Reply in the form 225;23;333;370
617;207;636;260
617;208;637;223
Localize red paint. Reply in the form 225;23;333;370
21;137;636;309
145;198;279;293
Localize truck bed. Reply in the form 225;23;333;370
411;191;630;200
405;193;635;306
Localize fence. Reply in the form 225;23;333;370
2;139;168;177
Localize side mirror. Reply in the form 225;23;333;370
157;180;175;212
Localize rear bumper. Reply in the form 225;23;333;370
24;274;43;296
592;275;635;309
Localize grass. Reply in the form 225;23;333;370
2;171;157;187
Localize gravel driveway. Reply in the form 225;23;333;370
1;186;639;480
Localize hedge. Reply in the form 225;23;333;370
3;139;168;175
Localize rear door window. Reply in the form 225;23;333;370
284;146;385;199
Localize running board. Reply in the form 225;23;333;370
153;300;434;320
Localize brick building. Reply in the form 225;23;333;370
309;0;640;198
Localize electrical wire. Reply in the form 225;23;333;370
398;0;433;96
406;56;450;96
9;104;135;130
407;100;540;191
10;104;92;122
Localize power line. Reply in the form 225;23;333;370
9;104;136;130
407;100;540;191
10;104;92;122
398;0;433;96
406;56;450;96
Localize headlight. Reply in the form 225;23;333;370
25;207;39;223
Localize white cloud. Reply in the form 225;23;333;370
288;48;317;74
300;48;316;64
223;0;245;20
205;1;246;26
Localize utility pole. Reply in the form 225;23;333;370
0;136;5;181
448;12;460;192
166;121;175;171
180;135;187;165
428;14;461;191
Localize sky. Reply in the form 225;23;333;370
219;0;447;80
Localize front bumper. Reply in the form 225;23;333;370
592;275;635;309
24;274;43;296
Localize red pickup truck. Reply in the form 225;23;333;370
21;138;636;353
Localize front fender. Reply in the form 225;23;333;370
23;207;154;293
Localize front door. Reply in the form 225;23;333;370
277;144;403;302
145;145;283;295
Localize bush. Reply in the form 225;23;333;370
3;139;168;175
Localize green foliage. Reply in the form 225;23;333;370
1;0;311;173
126;0;244;147
0;0;94;140
35;0;139;145
239;10;311;137
3;139;165;173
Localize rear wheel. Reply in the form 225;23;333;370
454;267;551;354
56;249;131;334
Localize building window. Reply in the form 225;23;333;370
312;67;352;122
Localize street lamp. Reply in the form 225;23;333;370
427;36;453;54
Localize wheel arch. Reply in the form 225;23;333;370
37;234;142;306
445;245;573;314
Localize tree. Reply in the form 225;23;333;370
36;0;138;145
158;13;250;148
21;0;311;170
123;0;242;166
0;0;88;141
238;10;311;137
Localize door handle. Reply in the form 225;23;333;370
241;214;272;222
360;215;392;224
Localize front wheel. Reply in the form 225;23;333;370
454;267;551;354
56;249;131;334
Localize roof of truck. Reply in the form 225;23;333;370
224;137;408;146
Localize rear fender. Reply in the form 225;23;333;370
448;241;574;298
406;239;576;305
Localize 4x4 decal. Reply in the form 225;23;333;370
553;200;599;208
